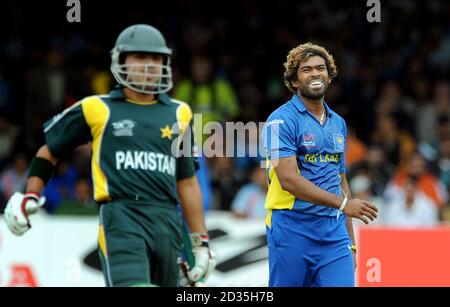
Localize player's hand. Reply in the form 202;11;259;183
3;192;45;236
343;199;378;224
180;233;216;286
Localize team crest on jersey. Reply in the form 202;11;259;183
112;119;136;137
301;133;316;147
333;133;345;152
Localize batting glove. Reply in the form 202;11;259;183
3;192;45;236
180;233;216;286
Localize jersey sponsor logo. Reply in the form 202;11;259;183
44;113;64;133
265;119;284;126
51;113;64;125
44;100;83;133
301;133;316;147
333;134;345;152
115;150;176;176
112;119;136;137
303;153;342;163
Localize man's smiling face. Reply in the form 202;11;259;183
292;55;331;100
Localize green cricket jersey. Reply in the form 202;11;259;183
43;87;198;205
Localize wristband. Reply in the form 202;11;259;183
28;157;55;184
336;195;348;220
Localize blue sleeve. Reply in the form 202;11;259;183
262;113;297;160
340;121;348;174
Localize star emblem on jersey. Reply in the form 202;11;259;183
160;125;173;140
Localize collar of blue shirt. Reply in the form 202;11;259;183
290;94;334;118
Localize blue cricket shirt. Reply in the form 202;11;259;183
262;94;348;225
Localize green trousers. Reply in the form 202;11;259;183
98;200;183;287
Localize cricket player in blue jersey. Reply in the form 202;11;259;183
262;43;378;287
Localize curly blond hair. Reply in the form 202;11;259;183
283;42;338;93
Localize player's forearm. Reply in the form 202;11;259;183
278;172;342;209
177;176;207;234
274;156;342;209
25;145;58;194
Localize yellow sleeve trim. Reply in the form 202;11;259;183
98;224;108;259
172;99;193;135
264;162;296;211
81;96;111;201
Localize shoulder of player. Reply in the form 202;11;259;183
49;95;105;118
167;98;192;113
266;102;297;127
43;96;104;133
77;95;111;123
328;109;347;127
79;94;111;106
168;97;190;108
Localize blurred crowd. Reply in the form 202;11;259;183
0;0;449;226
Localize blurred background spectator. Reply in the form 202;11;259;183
0;111;21;170
0;153;28;205
174;54;240;129
42;161;79;214
384;175;439;227
24;48;69;153
348;145;395;198
345;125;368;167
384;152;448;210
438;134;450;195
210;156;243;211
370;112;416;170
231;162;267;219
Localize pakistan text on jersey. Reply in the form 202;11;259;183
115;151;176;175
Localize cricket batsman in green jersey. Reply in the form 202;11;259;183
3;24;216;287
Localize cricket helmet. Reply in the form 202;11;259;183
110;24;173;94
